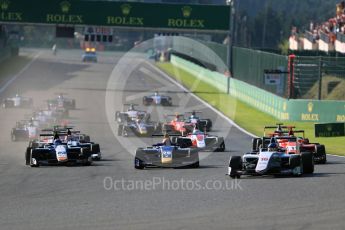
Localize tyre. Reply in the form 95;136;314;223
25;147;31;165
11;132;17;142
205;119;212;132
118;125;123;136
215;140;225;152
315;145;327;164
252;138;261;151
30;149;40;167
301;152;314;174
91;144;100;154
289;155;302;176
143;97;149;106
134;157;145;169
228;156;242;178
190;161;200;168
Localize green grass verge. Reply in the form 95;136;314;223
157;62;345;156
0;56;31;86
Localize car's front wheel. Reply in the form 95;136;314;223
134;158;145;169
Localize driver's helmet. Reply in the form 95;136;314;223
58;94;63;99
154;92;158;96
128;104;135;111
192;126;199;134
54;139;62;147
15;93;19;97
268;143;278;152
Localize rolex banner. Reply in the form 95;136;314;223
0;0;230;31
315;123;345;137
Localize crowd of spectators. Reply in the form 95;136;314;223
306;1;345;43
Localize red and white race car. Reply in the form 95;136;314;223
171;130;225;152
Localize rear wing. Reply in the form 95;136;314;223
263;123;296;136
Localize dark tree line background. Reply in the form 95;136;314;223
233;0;339;50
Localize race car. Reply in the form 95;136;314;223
115;104;149;123
38;126;102;161
252;124;327;164
185;111;213;132
142;92;172;106
227;140;314;178
82;47;97;63
47;93;76;110
2;94;33;108
26;135;92;167
134;142;199;169
161;114;195;135
171;129;225;152
117;118;161;137
11;120;38;141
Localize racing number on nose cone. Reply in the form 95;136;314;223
161;148;172;164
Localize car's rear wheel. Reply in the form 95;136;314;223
190;161;200;168
118;125;123;136
315;145;327;164
229;156;242;178
301;152;314;174
215;141;225;152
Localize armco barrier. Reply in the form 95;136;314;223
170;54;345;123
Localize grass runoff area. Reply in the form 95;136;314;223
0;55;31;86
157;62;345;156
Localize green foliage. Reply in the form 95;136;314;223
278;39;289;55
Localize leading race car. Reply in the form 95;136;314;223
115;104;149;124
134;141;199;169
2;94;33;108
252;124;327;164
143;92;172;106
26;134;92;167
227;139;314;178
171;128;225;152
47;93;76;110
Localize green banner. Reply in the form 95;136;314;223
0;0;229;31
315;123;345;137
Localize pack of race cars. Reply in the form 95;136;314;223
114;98;224;169
3;93;102;167
3;91;328;175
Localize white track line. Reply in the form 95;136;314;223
147;61;345;158
0;51;41;94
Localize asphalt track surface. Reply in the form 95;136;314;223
0;48;345;230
